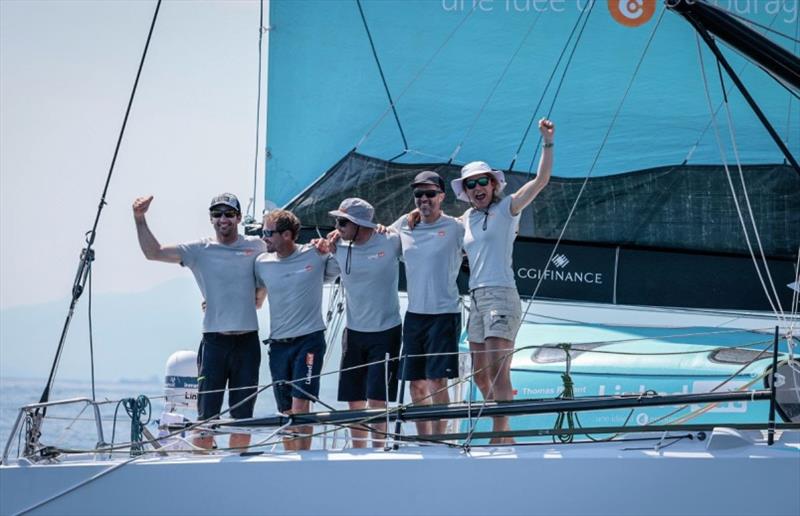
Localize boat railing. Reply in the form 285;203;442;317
2;397;106;465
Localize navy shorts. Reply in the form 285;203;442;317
400;312;461;381
197;331;261;420
267;331;326;413
338;325;402;402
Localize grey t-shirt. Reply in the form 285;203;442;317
463;195;521;290
331;232;402;332
254;244;337;340
392;214;464;314
178;235;266;333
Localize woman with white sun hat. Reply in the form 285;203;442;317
453;118;554;444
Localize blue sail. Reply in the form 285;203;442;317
265;0;798;311
265;0;796;204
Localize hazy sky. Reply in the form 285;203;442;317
1;0;270;309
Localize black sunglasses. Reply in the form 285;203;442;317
336;217;351;227
210;210;239;219
262;226;289;238
464;176;491;190
413;189;441;199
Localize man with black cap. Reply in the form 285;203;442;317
132;193;266;450
323;198;403;448
391;171;464;437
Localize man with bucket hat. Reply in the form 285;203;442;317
323;198;403;448
391;171;465;437
132;193;266;450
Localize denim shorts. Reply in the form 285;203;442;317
266;331;326;413
467;287;522;342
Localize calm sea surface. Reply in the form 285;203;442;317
0;366;347;454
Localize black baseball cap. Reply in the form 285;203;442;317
209;193;241;212
410;171;445;191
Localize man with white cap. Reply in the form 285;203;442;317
132;193;266;450
325;198;402;448
391;171;464;437
451;118;555;443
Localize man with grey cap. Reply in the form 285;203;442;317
322;198;402;448
132;193;266;450
391;171;464;437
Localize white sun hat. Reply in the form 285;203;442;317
451;161;506;202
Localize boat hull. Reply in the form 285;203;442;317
2;430;798;516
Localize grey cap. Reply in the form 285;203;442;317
411;171;445;191
328;198;377;229
209;193;241;212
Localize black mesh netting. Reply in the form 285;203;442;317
286;151;799;258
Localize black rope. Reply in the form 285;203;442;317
36;0;162;414
249;0;266;221
508;5;588;171
355;0;408;150
526;0;596;174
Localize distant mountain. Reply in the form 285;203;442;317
0;277;208;382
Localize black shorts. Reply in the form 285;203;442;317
400;312;461;381
338;325;402;402
197;331;261;420
266;331;326;413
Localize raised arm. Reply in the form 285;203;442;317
132;196;182;263
510;119;555;216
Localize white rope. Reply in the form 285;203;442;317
447;8;544;163
355;5;477;151
695;34;785;323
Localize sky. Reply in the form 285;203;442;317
1;0;270;311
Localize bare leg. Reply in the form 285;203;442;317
470;339;515;444
192;433;215;450
428;378;450;435
348;400;368;448
367;399;387;448
409;380;432;436
229;432;251;450
286;398;313;451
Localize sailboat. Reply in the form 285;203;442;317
1;1;799;515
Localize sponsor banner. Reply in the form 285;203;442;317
617;248;796;311
513;240;616;303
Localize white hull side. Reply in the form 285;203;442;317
2;432;798;516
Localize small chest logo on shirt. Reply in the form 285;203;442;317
437;230;446;237
368;251;386;260
236;249;255;256
285;265;313;276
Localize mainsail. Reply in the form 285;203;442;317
264;0;798;311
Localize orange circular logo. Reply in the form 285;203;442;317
609;0;656;27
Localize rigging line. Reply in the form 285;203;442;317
355;0;408;151
696;36;784;322
526;1;597;174
717;65;787;320
448;9;545;164
508;6;587;170
249;0;267;222
355;5;477;150
37;0;163;413
521;8;666;321
787;17;799;148
683;8;782;164
87;266;95;402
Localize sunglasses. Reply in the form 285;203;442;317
464;176;491;190
210;210;239;219
413;189;441;199
261;228;277;238
336;217;351;227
